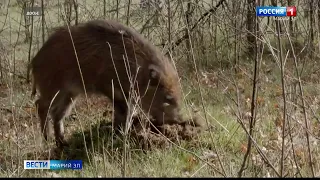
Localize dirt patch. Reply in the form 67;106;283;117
130;116;205;150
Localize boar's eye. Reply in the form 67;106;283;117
148;65;164;87
150;69;157;79
166;95;173;100
148;65;159;79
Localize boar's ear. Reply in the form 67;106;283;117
148;64;161;86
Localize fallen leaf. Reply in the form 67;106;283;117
240;144;247;153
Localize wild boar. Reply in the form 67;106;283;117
30;19;184;147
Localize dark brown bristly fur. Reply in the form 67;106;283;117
30;19;184;148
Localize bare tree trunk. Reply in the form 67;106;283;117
151;0;161;30
58;0;60;23
23;1;31;43
318;0;320;53
126;0;131;26
41;0;45;44
309;0;314;59
27;0;35;83
238;0;260;176
233;0;239;73
270;0;283;34
288;0;295;36
64;0;72;26
167;0;171;47
0;42;3;80
72;0;78;25
103;0;106;18
275;18;287;177
246;0;255;54
116;0;120;20
185;0;194;70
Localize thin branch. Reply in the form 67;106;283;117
168;0;226;53
238;0;260;177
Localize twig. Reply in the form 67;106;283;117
230;103;280;177
0;107;13;114
168;0;226;53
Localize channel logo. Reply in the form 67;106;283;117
256;6;296;17
24;160;82;170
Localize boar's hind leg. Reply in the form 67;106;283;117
35;97;50;143
112;100;129;134
50;91;77;148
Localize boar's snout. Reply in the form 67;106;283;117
150;99;184;127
